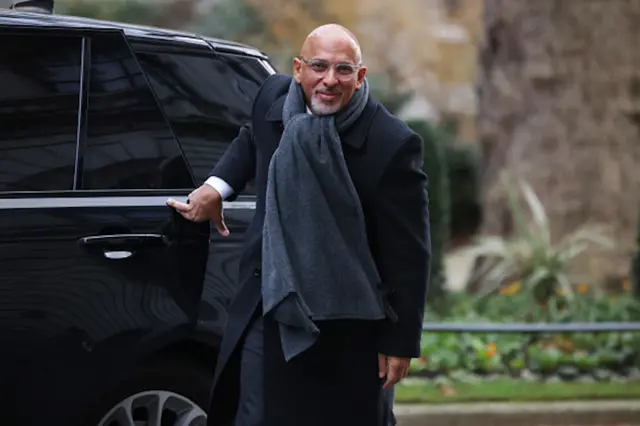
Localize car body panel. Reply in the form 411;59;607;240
0;193;207;424
0;10;266;425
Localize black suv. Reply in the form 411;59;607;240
0;6;271;426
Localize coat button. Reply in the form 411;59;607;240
253;268;261;277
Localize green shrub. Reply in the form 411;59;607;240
412;329;640;380
415;292;640;381
406;120;451;309
469;177;613;308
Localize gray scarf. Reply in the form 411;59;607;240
261;78;386;362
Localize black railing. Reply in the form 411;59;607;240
422;322;640;332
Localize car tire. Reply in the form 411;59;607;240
83;355;214;426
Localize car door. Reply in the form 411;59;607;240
0;28;209;425
130;40;271;338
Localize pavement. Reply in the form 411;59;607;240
394;400;640;426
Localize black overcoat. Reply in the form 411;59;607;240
206;74;431;426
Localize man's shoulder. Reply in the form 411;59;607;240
368;100;417;145
249;74;291;120
257;74;293;102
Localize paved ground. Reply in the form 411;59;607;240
395;400;640;426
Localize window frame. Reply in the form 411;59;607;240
0;27;197;198
76;32;196;195
129;38;240;186
0;27;87;196
0;26;275;198
130;41;274;191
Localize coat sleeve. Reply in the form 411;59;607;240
209;122;256;198
371;132;431;359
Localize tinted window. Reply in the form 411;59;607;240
221;53;271;103
82;34;192;191
0;34;81;193
133;45;270;186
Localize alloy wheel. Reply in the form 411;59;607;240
97;390;207;426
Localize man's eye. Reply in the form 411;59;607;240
336;65;355;75
310;62;329;72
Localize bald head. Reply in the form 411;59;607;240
293;24;367;115
300;24;362;65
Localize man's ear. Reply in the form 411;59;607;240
293;57;303;83
355;66;367;90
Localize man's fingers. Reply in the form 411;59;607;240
214;219;230;237
382;359;409;389
212;213;230;237
382;369;396;389
167;198;191;213
383;365;401;389
167;196;228;230
401;363;409;381
378;354;387;379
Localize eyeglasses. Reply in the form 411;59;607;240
297;56;361;78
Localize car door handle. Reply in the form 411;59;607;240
103;250;133;260
78;234;167;259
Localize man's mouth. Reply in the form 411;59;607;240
316;91;340;101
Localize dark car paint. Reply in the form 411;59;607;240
0;9;269;58
0;9;266;425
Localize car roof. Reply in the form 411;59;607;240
0;9;268;58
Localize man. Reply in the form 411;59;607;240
168;24;430;426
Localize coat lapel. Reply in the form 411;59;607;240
265;93;287;123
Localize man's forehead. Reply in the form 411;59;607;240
301;24;362;63
305;39;358;61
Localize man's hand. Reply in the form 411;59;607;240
378;354;410;389
166;185;230;236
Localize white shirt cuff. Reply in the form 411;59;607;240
204;176;234;200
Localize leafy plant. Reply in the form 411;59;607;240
417;289;640;381
413;329;640;381
468;177;613;307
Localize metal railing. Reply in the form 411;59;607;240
422;322;640;333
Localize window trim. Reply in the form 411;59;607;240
73;36;91;190
259;58;277;75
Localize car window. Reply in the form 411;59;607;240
216;53;272;195
132;44;270;189
220;53;272;101
81;34;193;191
0;33;81;193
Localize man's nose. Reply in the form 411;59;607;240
322;67;339;86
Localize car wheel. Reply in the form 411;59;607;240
86;356;213;426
